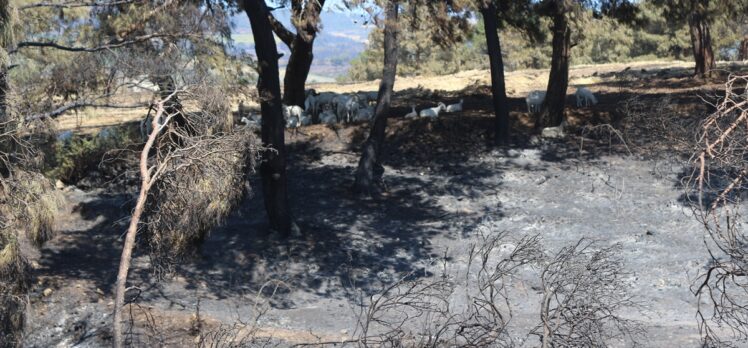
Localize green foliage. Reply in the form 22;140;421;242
47;127;133;184
344;0;748;81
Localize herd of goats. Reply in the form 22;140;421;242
53;86;601;144
236;86;599;131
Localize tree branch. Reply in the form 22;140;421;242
24;101;149;122
20;0;139;10
12;33;196;54
266;11;295;47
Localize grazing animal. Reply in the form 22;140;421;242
354;106;375;122
319;104;337;124
526;90;546;114
304;94;317;116
575;87;598;107
299;112;312;126
446;99;464;113
241;115;260;129
404;106;417;119
282;105;304;122
419;102;446;118
336;95;360;123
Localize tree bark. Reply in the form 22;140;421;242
353;0;399;196
268;0;325;108
739;35;748;61
245;0;293;237
537;5;571;129
283;36;315;108
480;2;510;145
688;6;714;78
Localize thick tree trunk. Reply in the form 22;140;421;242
689;9;714;78
245;0;293;237
739;35;748;61
268;0;325;109
537;9;571;129
283;36;315;108
480;3;510;145
353;0;399;196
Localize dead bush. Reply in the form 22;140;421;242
617;95;703;156
535;240;644;348
690;74;748;346
0;169;61;347
143;113;260;276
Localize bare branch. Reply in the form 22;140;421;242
19;0;140;10
12;33;197;54
23;101;148;123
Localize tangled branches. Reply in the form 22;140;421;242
535;240;643;348
690;74;748;346
348;230;544;347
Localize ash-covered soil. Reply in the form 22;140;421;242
23;65;745;347
22;125;712;347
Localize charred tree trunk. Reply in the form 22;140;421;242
353;0;399;196
480;2;510;145
740;35;748;61
537;7;571;129
283;37;315;107
245;0;293;237
267;0;325;108
689;8;714;78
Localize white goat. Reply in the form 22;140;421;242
526;90;546;114
575;87;597;107
446;99;463;113
282;105;304;122
404;106;417;119
419;103;446;118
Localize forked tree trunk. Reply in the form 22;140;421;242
689;8;715;78
538;8;571;129
245;0;293;237
353;0;399;196
267;0;325;108
480;2;510;145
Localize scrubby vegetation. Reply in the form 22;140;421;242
4;0;748;347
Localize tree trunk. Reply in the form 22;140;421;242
245;0;293;237
0;53;10;178
739;35;748;61
537;8;571;129
268;0;325;109
283;35;315;108
689;8;714;78
480;3;510;145
353;0;399;196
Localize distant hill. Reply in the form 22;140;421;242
232;9;372;82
